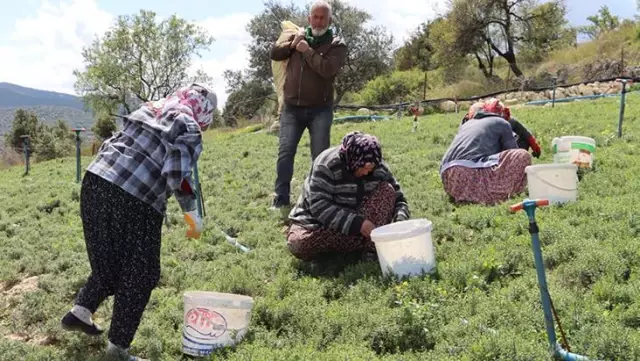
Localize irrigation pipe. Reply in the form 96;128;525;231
510;199;596;361
192;161;251;253
333;115;391;123
334;76;640;110
525;90;640;106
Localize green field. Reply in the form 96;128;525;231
1;95;640;360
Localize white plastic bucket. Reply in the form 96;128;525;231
551;136;596;169
525;164;578;204
370;218;436;278
182;291;254;357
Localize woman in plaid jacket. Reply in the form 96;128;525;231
60;83;217;361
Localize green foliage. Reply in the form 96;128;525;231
578;6;621;40
3;110;75;161
518;2;577;64
34;122;74;162
353;69;427;106
91;115;117;140
445;0;570;78
73;9;214;116
394;22;433;72
222;70;274;127
2;95;639;360
4;109;40;151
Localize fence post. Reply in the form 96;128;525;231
20;135;30;176
72;128;86;183
423;72;428;101
551;77;557;108
454;96;459;114
396;105;402;120
617;79;629;138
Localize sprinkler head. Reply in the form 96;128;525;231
510;199;549;213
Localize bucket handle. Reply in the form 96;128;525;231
529;172;577;192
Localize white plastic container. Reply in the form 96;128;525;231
525;164;578;204
370;218;436;278
551;136;596;169
182;291;254;357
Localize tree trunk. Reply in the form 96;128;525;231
487;39;524;78
502;51;523;78
334;88;345;106
474;53;492;78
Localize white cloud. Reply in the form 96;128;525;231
344;0;447;44
0;0;253;110
0;0;112;94
0;0;447;110
191;13;254;110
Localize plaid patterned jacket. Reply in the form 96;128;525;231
87;106;202;215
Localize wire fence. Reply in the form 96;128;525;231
334;76;640;111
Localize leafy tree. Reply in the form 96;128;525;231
447;0;569;78
394;21;435;71
519;1;575;63
578;6;620;40
221;70;274;127
4;109;40;151
35;123;74;161
92;114;118;140
245;0;307;82
74;9;214;116
429;17;471;83
326;0;394;104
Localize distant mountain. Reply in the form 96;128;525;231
0;82;86;110
0;83;94;135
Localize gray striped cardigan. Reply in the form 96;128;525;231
289;146;410;236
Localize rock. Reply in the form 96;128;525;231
269;121;280;135
578;84;594;96
440;100;457;112
504;98;520;106
357;108;371;115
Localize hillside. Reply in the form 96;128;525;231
346;23;640;107
0;83;85;110
1;95;640;360
0;83;93;135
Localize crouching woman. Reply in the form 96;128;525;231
440;105;531;205
286;131;410;261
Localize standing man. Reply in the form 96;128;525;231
269;0;348;210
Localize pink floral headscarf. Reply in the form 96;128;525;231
145;83;217;130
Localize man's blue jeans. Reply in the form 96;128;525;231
274;103;333;206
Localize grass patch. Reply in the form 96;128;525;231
0;94;639;360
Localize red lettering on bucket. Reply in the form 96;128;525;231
185;307;227;339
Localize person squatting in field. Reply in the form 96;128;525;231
269;0;348;210
60;83;216;361
286;131;410;261
440;98;532;205
463;98;543;158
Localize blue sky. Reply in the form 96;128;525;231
0;0;636;109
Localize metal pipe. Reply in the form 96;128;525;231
552;78;557;108
72;128;86;183
511;199;594;361
21;135;30;176
617;79;629;138
192;161;250;252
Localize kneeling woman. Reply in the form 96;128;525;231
287;131;410;261
440;101;532;205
